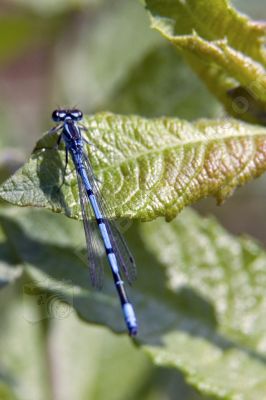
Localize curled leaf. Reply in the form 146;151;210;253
145;0;266;123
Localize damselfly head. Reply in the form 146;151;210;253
52;109;83;122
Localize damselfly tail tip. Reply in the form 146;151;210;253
123;303;138;337
129;326;138;337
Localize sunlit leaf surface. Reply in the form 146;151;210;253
1;113;266;221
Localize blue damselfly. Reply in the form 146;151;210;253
48;109;138;336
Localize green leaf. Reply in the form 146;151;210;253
0;222;22;289
0;279;208;400
0;284;52;400
105;44;222;119
0;207;136;334
144;0;266;124
2;207;266;399
0;258;22;290
46;314;152;400
0;149;24;185
1;113;266;221
140;209;266;399
49;313;210;400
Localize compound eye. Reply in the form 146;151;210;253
52;110;66;122
70;109;83;121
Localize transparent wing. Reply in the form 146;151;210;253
77;172;106;289
107;222;137;284
82;151;137;284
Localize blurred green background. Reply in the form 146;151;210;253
0;1;265;399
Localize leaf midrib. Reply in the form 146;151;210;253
93;127;266;174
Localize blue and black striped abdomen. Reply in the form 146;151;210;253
75;158;138;336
